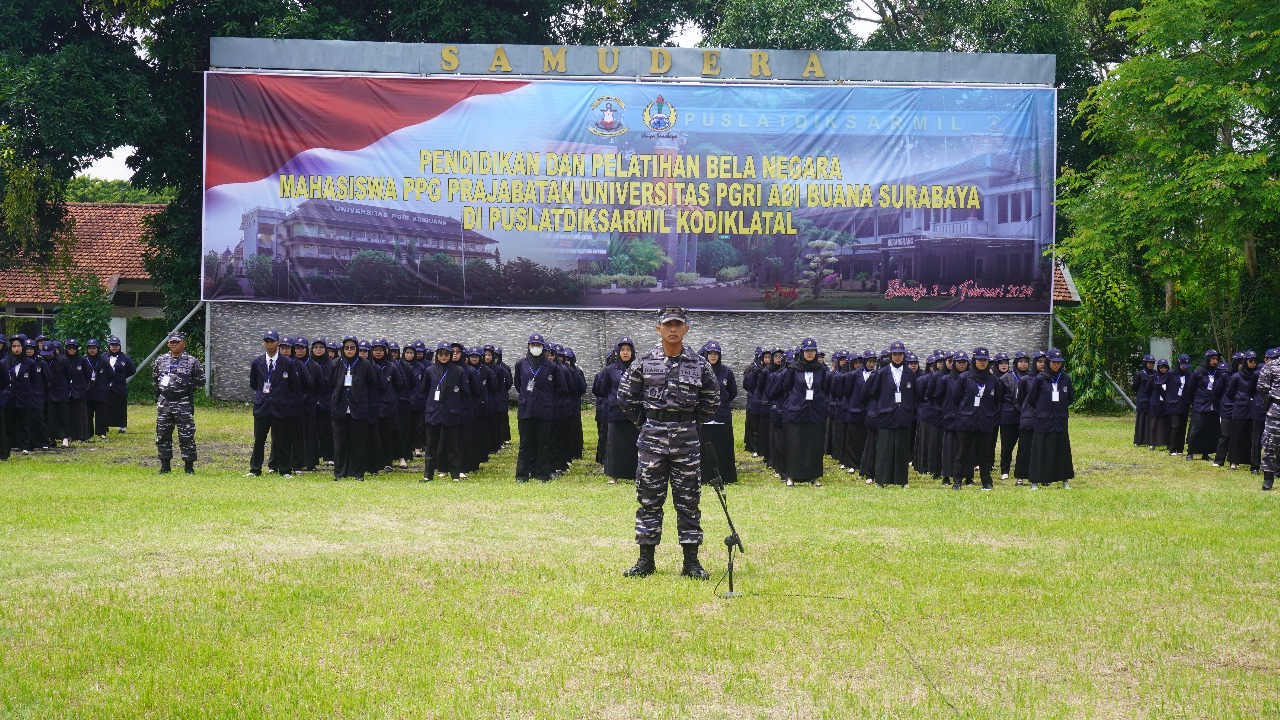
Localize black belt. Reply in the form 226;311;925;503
649;410;695;422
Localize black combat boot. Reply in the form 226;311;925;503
158;459;171;474
184;460;194;475
680;543;709;580
623;544;656;577
1264;472;1274;491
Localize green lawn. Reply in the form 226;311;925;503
2;407;1277;718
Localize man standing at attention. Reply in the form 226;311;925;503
617;306;721;580
153;332;201;474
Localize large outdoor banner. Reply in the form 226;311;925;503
203;72;1056;311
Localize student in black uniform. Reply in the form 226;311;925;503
773;338;828;486
44;341;72;448
422;340;470;482
863;341;917;487
63;339;93;443
1132;355;1156;447
104;335;135;433
83;339;114;439
595;337;640;485
1025;348;1075;489
330;335;372;481
952;347;1004;490
310;338;334;466
699;340;739;485
998;351;1029;481
247;330;300;477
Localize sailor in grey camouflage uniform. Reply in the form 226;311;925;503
1258;347;1280;491
617;306;720;579
154;331;202;474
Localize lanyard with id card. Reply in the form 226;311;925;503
804;372;815;401
526;365;541;393
343;360;354;388
263;357;276;394
435;370;448;402
1051;380;1061;403
974;383;985;407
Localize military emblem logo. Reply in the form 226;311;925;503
589;96;628;137
642;95;676;131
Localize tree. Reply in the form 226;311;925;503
704;0;862;50
0;1;160;267
501;257;583;306
695;238;741;277
53;270;113;342
346;250;406;301
609;238;671;276
799;239;840;299
1057;0;1280;382
243;254;276;297
66;177;173;204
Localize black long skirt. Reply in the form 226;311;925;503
828;419;847;465
1185;412;1219;455
106;392;129;428
1167;413;1187;455
1133;411;1150;446
925;423;944;477
786;422;824;481
769;419;788;475
874;426;911;485
841;422;867;470
69;399;90;441
759;414;773;465
1029;430;1074;484
744;412;761;454
940;429;958;479
595;420;608;464
1228;418;1255;465
912;421;929;472
700;422;738;484
1014;427;1034;480
1149;414;1170;448
604;420;639;480
860;427;879;480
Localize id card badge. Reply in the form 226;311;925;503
1208;377;1214;390
434;389;442;401
805;389;814;401
974;395;982;407
1052;390;1060;402
160;375;171;388
262;380;271;395
109;357;117;368
894;391;902;404
526;380;535;393
343;372;353;388
90;371;96;382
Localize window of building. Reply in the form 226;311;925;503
998;194;1009;224
1010;193;1022;223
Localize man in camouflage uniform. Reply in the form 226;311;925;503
1258;347;1280;491
617;306;721;579
154;331;202;474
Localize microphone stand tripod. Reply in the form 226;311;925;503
702;442;745;597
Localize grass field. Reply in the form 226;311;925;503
2;407;1277;718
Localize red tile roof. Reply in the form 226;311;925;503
0;203;161;306
1053;261;1081;306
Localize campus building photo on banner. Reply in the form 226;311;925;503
202;72;1056;312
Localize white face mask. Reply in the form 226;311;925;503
529;346;543;357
